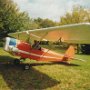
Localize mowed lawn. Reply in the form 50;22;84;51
0;47;90;90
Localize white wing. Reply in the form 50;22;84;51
9;23;90;44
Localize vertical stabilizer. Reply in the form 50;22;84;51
63;45;75;61
65;45;75;58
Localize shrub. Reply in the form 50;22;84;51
81;44;90;54
0;41;4;47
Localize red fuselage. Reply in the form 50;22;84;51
4;37;66;62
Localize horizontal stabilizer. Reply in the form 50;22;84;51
71;57;86;62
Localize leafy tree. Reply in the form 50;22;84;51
34;18;58;28
60;5;90;54
60;6;88;25
0;0;39;38
40;18;57;28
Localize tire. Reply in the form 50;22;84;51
24;64;30;70
13;59;20;65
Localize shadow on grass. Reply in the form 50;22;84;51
0;55;60;90
0;55;14;63
30;62;80;67
0;55;80;67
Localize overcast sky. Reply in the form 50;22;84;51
12;0;90;21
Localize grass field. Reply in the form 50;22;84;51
0;47;90;90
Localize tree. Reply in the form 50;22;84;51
34;18;58;28
0;0;39;38
60;5;90;54
40;19;57;28
60;6;88;25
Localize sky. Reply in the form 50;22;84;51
12;0;90;21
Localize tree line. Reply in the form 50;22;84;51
60;6;90;54
0;0;59;37
1;0;90;35
0;0;90;54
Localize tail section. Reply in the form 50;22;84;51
63;45;75;61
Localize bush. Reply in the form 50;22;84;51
81;44;90;54
0;41;4;47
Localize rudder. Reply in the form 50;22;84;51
63;45;75;61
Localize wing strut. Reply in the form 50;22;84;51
32;32;48;49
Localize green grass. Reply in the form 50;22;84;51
0;47;90;90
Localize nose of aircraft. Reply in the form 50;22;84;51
4;37;10;51
4;37;17;51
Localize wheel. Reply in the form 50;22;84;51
13;59;20;65
24;64;30;70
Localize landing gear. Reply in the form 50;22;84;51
13;58;20;65
23;64;30;70
13;58;30;70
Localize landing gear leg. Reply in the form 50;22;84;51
13;58;30;70
20;58;30;70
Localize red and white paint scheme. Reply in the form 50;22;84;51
4;37;75;63
4;23;88;69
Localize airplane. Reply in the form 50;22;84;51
3;23;90;69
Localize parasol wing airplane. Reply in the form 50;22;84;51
4;23;90;69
